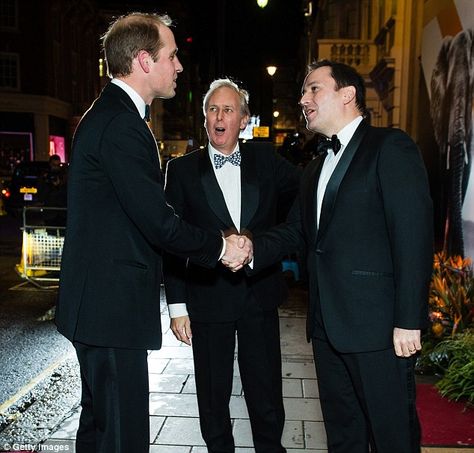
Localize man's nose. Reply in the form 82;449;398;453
175;56;183;73
299;93;308;107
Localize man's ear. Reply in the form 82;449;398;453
137;50;151;74
342;86;356;105
240;114;250;130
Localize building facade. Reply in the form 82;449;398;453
308;0;473;256
0;0;100;172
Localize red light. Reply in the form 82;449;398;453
2;188;10;198
186;36;193;43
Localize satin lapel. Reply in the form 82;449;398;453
199;149;235;228
239;143;259;231
318;120;369;239
302;156;326;245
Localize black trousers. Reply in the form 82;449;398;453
73;342;149;453
312;338;421;453
191;302;286;453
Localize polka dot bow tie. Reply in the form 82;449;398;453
213;150;241;169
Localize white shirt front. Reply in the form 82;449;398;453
316;116;363;227
209;143;242;231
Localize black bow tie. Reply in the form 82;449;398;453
144;105;150;122
317;135;342;155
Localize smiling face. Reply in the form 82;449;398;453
204;86;249;155
299;66;346;137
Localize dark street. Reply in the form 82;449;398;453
0;214;73;423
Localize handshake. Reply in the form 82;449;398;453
221;231;253;272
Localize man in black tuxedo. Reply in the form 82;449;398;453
163;78;301;452
55;14;251;453
251;61;434;452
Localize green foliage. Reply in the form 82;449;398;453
417;253;474;392
433;331;474;406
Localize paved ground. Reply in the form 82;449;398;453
0;258;470;452
0;212;323;451
42;282;474;453
25;283;327;452
0;213;74;420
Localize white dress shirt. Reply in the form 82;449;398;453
316;116;363;227
209;143;242;231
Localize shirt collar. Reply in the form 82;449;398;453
336;116;363;148
111;78;147;119
208;142;240;159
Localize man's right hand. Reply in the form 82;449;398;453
221;234;253;272
170;316;192;345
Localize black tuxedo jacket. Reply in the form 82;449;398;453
56;83;222;350
163;142;301;322
253;121;434;352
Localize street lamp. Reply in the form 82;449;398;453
266;65;277;76
257;0;268;8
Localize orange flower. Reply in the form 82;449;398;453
432;322;445;337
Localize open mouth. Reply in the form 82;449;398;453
215;127;226;135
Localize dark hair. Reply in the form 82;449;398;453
308;60;367;115
102;13;172;78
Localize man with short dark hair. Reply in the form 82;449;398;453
56;14;251;453
251;60;434;453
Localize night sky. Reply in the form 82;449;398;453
185;0;305;78
95;0;308;136
101;0;305;97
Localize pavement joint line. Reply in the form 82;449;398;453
0;350;75;415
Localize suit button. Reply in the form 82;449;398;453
315;249;324;255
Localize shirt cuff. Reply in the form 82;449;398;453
168;303;189;318
248;257;254;269
218;236;226;260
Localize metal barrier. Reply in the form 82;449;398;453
17;206;66;289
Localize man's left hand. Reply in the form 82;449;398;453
393;327;421;357
170;316;192;345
